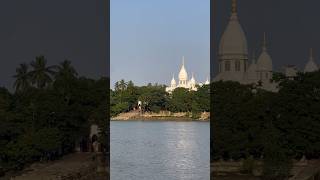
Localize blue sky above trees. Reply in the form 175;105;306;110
111;0;210;88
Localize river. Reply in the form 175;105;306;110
111;121;210;180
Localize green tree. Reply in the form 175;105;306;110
167;88;191;112
13;63;30;92
55;60;78;80
29;56;57;89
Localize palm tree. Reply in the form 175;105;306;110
118;79;127;91
54;60;78;104
13;63;30;92
114;81;120;91
56;60;78;80
29;56;57;89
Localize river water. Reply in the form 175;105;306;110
111;121;210;180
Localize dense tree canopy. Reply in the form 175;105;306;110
0;56;108;175
211;71;320;178
110;80;210;117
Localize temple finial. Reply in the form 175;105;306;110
310;48;314;60
232;0;237;14
182;56;185;66
262;32;267;51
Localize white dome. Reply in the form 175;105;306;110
257;34;272;72
171;75;176;85
257;51;272;71
189;73;196;85
205;77;210;85
179;67;187;80
304;49;318;72
218;10;248;56
178;57;188;81
304;61;318;73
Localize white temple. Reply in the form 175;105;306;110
214;0;319;91
166;56;209;93
304;48;318;73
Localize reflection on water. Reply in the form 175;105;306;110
111;121;209;180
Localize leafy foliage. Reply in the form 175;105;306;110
211;71;320;178
110;80;210;116
0;56;108;175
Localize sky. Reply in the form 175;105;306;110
213;0;320;75
0;0;107;91
111;0;210;88
2;0;318;90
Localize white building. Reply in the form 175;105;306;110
166;56;209;93
214;0;319;91
304;48;318;73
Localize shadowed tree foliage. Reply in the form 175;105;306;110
0;57;108;176
13;63;30;92
29;56;58;89
55;60;78;79
211;71;320;179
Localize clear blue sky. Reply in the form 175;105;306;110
111;0;210;88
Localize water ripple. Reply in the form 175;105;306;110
111;121;210;180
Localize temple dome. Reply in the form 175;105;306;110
205;77;210;85
218;2;248;57
304;48;318;72
257;51;272;71
189;73;196;85
171;75;176;86
304;60;318;72
178;57;188;81
257;34;272;71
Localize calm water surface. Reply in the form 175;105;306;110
111;121;209;180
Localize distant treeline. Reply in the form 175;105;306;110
110;80;210;118
0;56;108;175
212;71;320;178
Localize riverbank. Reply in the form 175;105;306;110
5;152;108;180
111;111;210;121
211;159;320;180
212;174;261;180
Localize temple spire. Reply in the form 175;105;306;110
182;56;185;66
232;0;237;14
310;48;314;60
262;32;267;51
